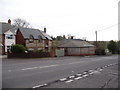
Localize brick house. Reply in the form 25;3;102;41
0;20;11;54
16;27;52;51
0;20;52;54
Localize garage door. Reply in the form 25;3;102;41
67;48;80;55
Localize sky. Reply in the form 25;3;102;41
0;0;119;41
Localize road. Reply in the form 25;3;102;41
2;55;118;88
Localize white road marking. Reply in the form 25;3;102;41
21;64;59;71
82;74;89;77
32;83;47;88
21;67;38;70
89;72;94;75
83;72;87;74
104;66;107;68
74;77;82;80
68;61;84;65
31;63;117;88
99;69;103;71
69;75;75;78
65;80;73;83
60;78;67;81
88;70;94;72
93;70;99;73
76;74;82;76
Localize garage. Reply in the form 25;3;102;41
58;39;95;56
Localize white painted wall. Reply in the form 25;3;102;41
4;30;15;52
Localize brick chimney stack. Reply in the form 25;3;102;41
44;27;46;33
71;36;74;39
8;19;11;24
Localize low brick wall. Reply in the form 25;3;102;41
8;52;50;58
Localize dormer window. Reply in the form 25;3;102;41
29;35;34;43
6;34;14;39
38;35;42;43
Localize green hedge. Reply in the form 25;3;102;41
11;44;26;53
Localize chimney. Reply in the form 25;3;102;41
8;19;11;24
71;36;74;39
44;27;46;33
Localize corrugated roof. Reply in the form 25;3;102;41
58;39;94;48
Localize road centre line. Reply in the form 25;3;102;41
21;61;85;71
21;64;59;71
68;61;84;65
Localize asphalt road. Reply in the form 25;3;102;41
2;55;118;88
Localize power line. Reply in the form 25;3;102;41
95;23;119;45
98;23;118;32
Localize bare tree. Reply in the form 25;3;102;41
13;18;30;28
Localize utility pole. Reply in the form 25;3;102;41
95;31;97;48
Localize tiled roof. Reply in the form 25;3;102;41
0;22;11;34
40;31;52;40
0;22;52;40
58;39;94;48
18;27;52;40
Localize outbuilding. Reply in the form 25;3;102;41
57;39;95;56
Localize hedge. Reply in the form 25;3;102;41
8;51;50;58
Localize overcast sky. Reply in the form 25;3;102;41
0;0;119;41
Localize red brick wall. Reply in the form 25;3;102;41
16;30;25;46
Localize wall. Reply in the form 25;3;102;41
5;34;15;52
26;39;45;51
67;48;80;55
48;40;52;50
88;47;95;55
16;30;25;45
63;46;95;56
4;30;16;53
44;40;52;51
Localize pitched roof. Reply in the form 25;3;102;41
58;39;94;48
40;31;52;40
18;27;52;40
0;22;11;34
0;22;52;40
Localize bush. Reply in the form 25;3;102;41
95;48;106;55
11;44;26;53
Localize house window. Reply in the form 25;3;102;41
29;35;34;43
38;35;43;43
6;34;14;39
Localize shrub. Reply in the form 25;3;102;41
11;44;26;53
